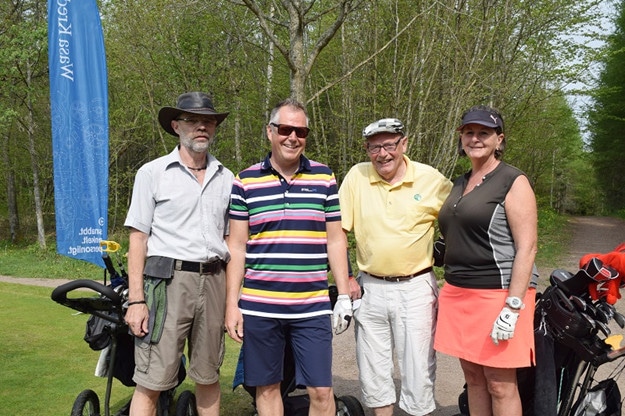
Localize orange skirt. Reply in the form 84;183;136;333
434;283;535;368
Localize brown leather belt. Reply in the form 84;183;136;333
175;259;224;275
368;267;433;282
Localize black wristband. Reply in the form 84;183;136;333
128;300;146;306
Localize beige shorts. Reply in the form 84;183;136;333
133;268;226;391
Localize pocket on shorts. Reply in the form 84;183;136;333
426;272;440;298
353;273;365;321
134;336;153;374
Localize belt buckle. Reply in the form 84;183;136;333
199;262;212;275
199;260;222;275
383;275;400;282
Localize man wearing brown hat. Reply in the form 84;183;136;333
124;92;233;416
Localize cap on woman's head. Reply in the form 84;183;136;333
158;92;229;136
457;108;504;132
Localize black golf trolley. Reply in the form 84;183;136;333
51;241;197;416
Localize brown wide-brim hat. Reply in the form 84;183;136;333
158;92;229;136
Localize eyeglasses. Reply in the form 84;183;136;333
366;137;403;154
176;117;218;126
270;123;310;138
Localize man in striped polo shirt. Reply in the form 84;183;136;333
225;98;354;416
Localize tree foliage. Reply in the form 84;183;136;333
588;0;625;212
0;0;608;242
0;0;49;244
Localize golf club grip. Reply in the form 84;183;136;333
102;253;120;279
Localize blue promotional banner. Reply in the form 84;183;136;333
48;0;108;268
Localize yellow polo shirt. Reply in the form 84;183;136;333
339;156;452;276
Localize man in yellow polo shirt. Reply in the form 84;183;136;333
338;118;452;416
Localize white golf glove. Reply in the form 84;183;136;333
491;307;519;345
332;294;353;335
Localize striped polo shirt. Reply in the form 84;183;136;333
229;154;341;319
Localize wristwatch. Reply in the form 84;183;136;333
506;296;525;310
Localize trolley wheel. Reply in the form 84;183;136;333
336;395;365;416
157;387;177;416
175;390;198;416
71;389;101;416
458;386;470;415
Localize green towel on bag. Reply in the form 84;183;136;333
144;276;167;344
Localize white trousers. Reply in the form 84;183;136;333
354;271;438;416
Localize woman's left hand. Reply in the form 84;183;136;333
490;307;519;345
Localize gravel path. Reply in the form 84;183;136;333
2;216;625;415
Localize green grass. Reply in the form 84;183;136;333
0;283;254;416
536;208;572;270
0;241;105;279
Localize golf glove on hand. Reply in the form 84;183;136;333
491;307;519;345
333;294;353;335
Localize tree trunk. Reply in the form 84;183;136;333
233;98;242;164
25;58;46;248
2;132;20;242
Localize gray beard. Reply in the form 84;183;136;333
181;136;211;153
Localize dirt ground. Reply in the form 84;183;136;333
2;216;625;415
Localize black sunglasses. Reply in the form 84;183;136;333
270;123;310;138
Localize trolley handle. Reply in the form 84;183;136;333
594;344;625;366
51;279;124;324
